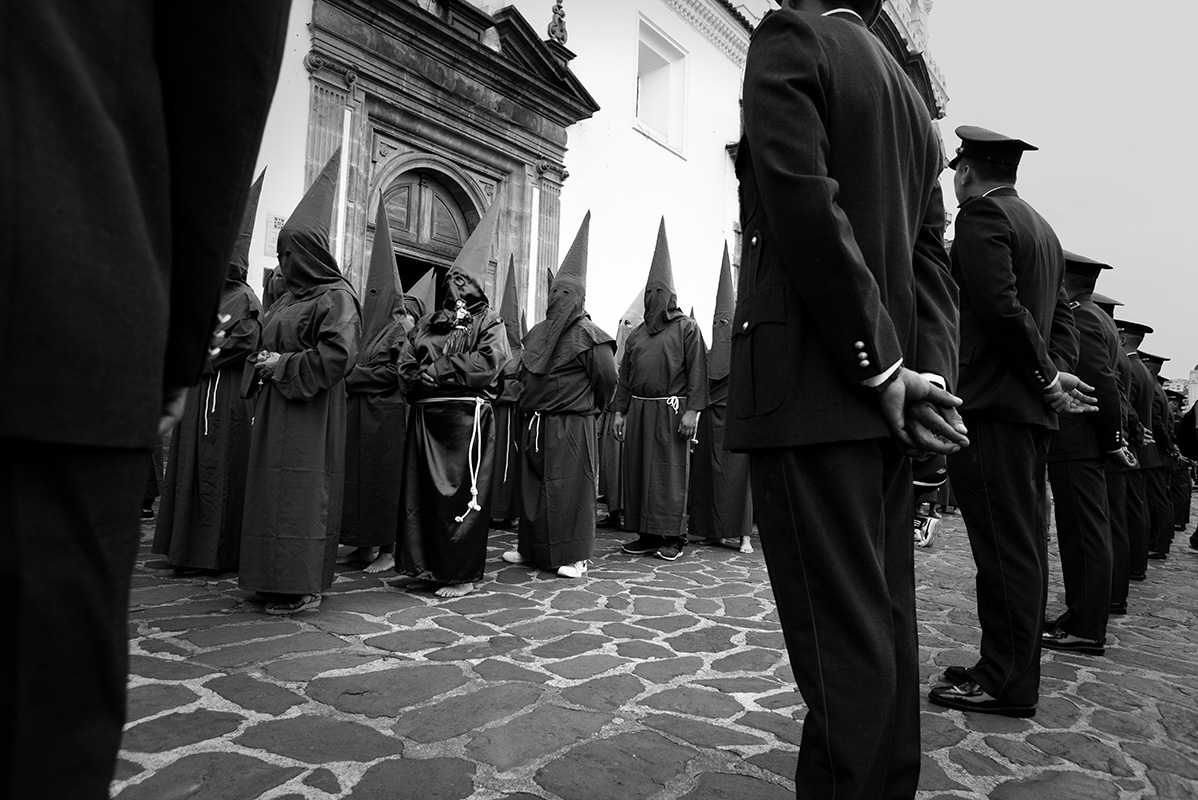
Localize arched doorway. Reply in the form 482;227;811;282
368;168;483;308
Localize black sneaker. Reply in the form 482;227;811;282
655;544;683;561
622;537;659;555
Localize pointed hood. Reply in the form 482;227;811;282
708;243;735;380
643;217;684;335
408;268;436;322
361;196;405;341
547;265;556;296
615;286;645;371
523;212;590;374
498;254;524;354
228;168;265;284
445;197;501;310
278;148;350;299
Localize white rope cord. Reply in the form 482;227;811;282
527;411;542;453
503;406;513;483
631;394;682;411
454;397;486;524
202;372;221;437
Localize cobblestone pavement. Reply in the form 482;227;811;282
114;502;1198;800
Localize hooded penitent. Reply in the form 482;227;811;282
643;217;685;335
228;168;265;286
432;197;501;354
277;148;351;299
522;212;593;375
615;288;645;370
499;254;524;356
408;268;435;323
708;243;735;381
361;196;405;343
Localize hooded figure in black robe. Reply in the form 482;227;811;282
598;289;644;525
688;245;754;552
490;255;525;525
239;149;361;614
614;218;709;560
153;170;266;572
396;198;510;597
505;213;617;577
339;197;421;571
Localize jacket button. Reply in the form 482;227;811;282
742;321;749;331
860;360;871;368
854;341;865;350
750;235;758;247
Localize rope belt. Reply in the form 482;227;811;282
527;411;542;453
202;371;222;437
630;394;698;443
416;396;488;523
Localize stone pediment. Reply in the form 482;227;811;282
313;0;598;130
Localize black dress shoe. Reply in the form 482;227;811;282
1147;551;1168;560
1129;571;1147;581
1109;602;1128;615
940;665;972;685
1041;627;1106;655
928;680;1036;718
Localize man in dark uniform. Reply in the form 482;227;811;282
730;2;967;796
1043;252;1133;655
1140;351;1176;559
931;126;1090;718
1088;293;1142;615
1117;320;1161;578
0;3;290;797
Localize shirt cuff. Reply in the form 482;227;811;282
862;359;902;389
919;372;946;391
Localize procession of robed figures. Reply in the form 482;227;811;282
151;147;756;613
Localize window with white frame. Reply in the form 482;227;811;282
635;18;686;153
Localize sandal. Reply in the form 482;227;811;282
264;593;322;615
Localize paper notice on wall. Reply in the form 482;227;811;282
264;213;287;258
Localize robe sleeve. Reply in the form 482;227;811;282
427;314;510;391
270;290;360;401
682;321;710;413
345;325;404;395
588;342;618;414
613;343;634;414
211;314;261;373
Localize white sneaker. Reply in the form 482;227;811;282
557;560;589;578
502;550;527;564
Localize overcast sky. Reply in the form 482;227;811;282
930;1;1198;378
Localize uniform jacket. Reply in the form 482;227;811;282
726;9;957;450
1127;355;1162;470
0;1;290;449
952;187;1077;429
1047;299;1122;461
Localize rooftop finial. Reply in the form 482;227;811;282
547;1;567;45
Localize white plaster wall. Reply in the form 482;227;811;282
500;0;750;336
247;0;317;299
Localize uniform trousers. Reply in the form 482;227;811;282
1105;468;1138;606
750;438;917;800
1;439;146;800
1047;459;1112;640
947;419;1050;707
1144;467;1171;558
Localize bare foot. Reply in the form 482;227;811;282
336;546;375;565
434;582;475;598
739;536;754;554
364;552;395;574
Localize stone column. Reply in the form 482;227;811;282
532;158;567;322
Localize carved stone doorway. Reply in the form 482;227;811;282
369;167;482;305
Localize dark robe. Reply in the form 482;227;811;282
153;283;262;569
239;287;360;594
688;376;752;542
397;301;508;584
340;315;413;548
614;316;709;539
518;323;617;567
490;352;523;521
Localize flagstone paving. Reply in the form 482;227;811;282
114;503;1198;799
